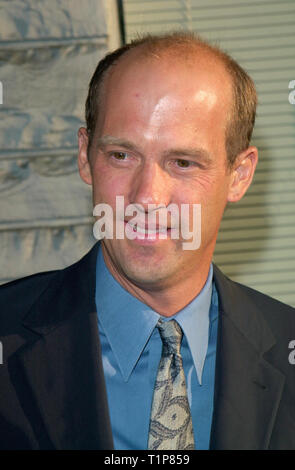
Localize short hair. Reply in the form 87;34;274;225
85;32;257;168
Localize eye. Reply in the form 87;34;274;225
175;159;194;168
110;151;128;160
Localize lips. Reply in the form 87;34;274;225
125;220;171;233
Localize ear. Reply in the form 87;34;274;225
78;127;92;185
227;146;258;203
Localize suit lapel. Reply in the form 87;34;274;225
210;265;285;449
16;242;114;449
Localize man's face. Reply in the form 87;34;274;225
80;50;238;290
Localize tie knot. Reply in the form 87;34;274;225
157;319;183;355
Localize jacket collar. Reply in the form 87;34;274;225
210;264;285;449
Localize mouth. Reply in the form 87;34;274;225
128;222;170;235
124;220;172;241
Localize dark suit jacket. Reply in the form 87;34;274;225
0;242;294;449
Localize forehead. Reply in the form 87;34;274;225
96;47;233;141
103;46;232;103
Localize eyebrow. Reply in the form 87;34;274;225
96;135;213;166
96;136;139;153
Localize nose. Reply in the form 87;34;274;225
129;161;171;211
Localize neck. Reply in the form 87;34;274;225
101;244;212;317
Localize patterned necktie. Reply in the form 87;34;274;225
148;319;195;450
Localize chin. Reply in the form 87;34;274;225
122;258;179;288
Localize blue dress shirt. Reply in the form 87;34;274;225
95;245;219;450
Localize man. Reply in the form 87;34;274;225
0;32;294;450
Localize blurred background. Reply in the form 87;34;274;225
0;0;294;307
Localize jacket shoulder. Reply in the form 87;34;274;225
213;264;295;343
0;243;99;336
236;281;295;347
213;263;295;314
0;270;59;333
235;280;294;315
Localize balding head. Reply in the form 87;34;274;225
85;32;257;168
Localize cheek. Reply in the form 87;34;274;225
177;174;218;205
177;173;229;226
91;164;132;206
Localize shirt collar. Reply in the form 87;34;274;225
168;266;213;385
95;245;213;385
